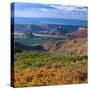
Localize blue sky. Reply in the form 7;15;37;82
14;2;88;20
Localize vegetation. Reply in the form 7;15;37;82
13;51;88;87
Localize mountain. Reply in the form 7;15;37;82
67;27;87;38
42;38;87;56
14;17;87;26
38;27;68;35
14;24;87;36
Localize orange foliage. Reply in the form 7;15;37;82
13;59;88;87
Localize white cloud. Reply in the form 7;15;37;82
50;4;87;11
14;3;87;20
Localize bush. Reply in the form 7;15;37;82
14;51;87;69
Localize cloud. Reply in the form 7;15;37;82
49;4;87;12
14;3;88;20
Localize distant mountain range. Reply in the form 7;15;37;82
13;17;87;26
14;23;87;35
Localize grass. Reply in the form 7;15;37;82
13;51;88;87
15;51;87;68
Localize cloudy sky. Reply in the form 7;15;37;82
14;2;88;20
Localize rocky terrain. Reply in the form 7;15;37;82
42;38;87;56
67;27;87;38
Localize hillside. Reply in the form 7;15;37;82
67;27;87;38
42;38;87;56
14;52;87;87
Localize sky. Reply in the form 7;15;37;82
13;2;88;20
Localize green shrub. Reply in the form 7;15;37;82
14;51;87;69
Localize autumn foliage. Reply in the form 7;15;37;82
12;51;88;87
